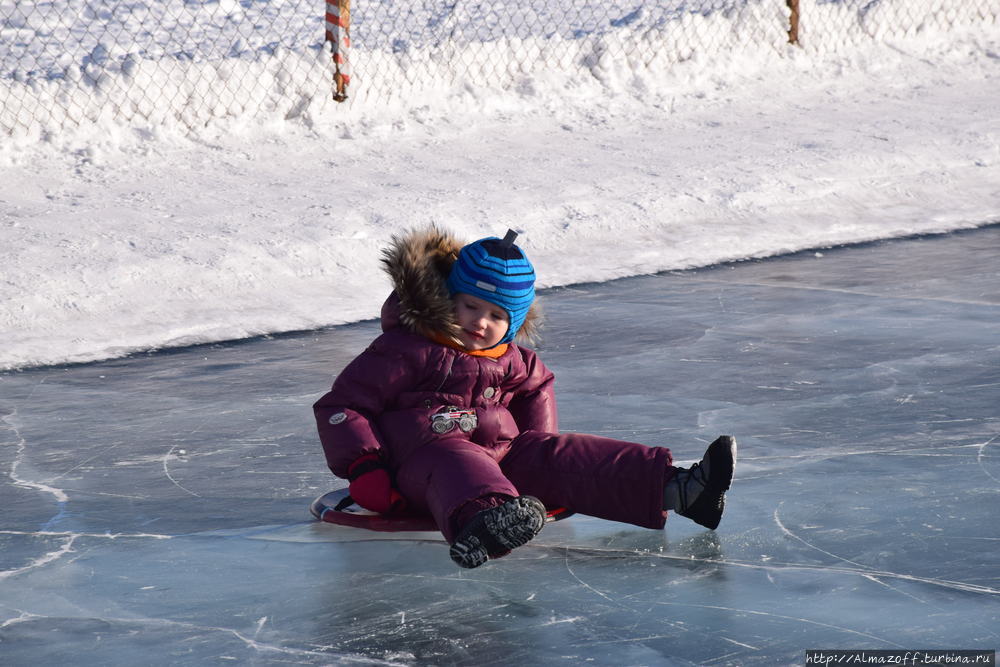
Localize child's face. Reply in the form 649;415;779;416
453;292;509;350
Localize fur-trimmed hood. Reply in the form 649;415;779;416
379;225;541;346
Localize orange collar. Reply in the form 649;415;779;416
433;333;509;359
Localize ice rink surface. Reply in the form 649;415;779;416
2;226;998;665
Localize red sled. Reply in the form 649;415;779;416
310;488;574;533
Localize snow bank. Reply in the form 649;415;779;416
1;1;999;370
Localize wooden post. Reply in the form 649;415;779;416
787;0;800;45
325;0;351;102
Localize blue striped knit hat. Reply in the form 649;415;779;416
446;229;536;344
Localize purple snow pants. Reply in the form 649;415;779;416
393;430;674;543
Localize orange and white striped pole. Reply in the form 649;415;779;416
325;0;351;102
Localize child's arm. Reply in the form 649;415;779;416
506;348;558;433
313;337;413;479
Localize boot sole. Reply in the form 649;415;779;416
449;496;547;569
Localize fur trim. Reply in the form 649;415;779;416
380;225;541;346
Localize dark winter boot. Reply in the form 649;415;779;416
663;435;736;530
449;496;547;569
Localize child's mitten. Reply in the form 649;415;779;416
347;454;407;514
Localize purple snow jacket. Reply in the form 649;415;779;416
313;226;552;477
314;296;556;478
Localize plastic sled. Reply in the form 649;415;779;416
310;488;574;533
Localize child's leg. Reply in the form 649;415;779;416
501;432;736;530
394;438;548;568
394;438;518;542
500;431;674;530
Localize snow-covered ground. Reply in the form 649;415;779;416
1;1;999;371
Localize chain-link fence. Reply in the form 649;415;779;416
793;0;997;54
2;0;997;137
345;0;789;105
1;0;328;137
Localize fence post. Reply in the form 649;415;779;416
325;0;351;101
787;0;800;45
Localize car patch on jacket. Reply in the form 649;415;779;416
430;407;478;434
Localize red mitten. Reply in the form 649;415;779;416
348;454;407;514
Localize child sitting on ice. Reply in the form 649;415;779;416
313;226;736;568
